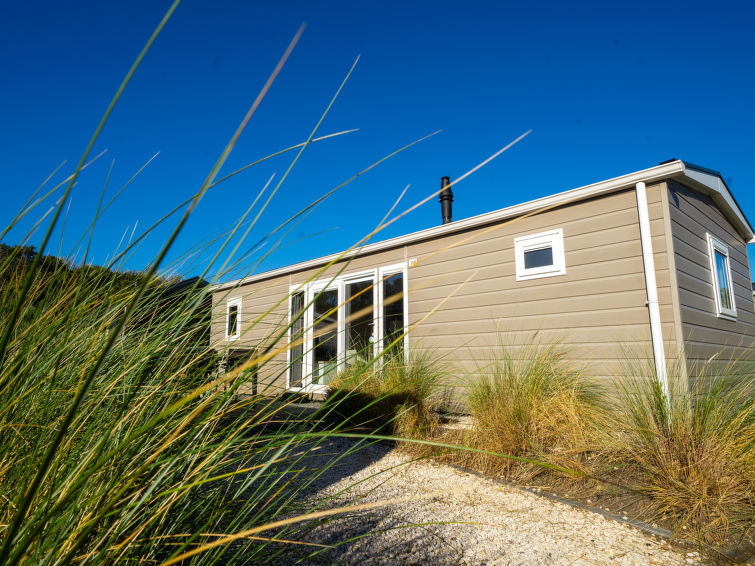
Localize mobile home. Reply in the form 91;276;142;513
211;160;755;398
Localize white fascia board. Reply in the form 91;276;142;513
681;167;755;243
212;161;690;291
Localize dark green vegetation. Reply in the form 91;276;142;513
0;248;346;564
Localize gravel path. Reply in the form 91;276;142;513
272;438;702;565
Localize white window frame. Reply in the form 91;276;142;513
514;228;566;281
285;263;410;392
706;233;737;320
341;270;380;365
378;262;409;361
286;286;308;391
225;297;242;341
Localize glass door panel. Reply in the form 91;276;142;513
383;272;404;358
312;288;339;385
289;292;305;388
345;279;374;365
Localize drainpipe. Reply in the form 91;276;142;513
635;181;670;402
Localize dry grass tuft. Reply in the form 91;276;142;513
325;351;446;439
609;356;755;550
454;340;604;481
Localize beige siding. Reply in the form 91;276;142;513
211;184;685;401
667;180;755;374
405;186;668;392
212;276;291;394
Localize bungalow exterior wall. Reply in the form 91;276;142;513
210;174;755;400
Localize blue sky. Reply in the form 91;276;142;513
2;0;754;282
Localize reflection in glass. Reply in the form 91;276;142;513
289;292;305;388
312;288;339;384
524;246;553;269
227;304;238;337
714;251;733;310
383;272;404;357
345;280;374;364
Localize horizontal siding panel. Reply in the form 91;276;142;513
670;216;749;268
680;305;755;333
412;343;658;362
411;322;655;345
409;258;671;297
410;271;648;304
681;323;755;350
411;288;648;317
669;182;743;244
412;306;663;332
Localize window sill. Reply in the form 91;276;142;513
715;312;737;322
515;269;566;282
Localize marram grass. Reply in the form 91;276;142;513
0;7;399;563
608;355;755;550
0;253;349;564
325;350;446;438
458;339;605;481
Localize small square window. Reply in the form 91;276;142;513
514;229;566;281
226;298;241;340
524;247;554;269
706;234;736;319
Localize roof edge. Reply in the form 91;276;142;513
212;159;752;291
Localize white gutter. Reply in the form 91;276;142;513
212;160;753;291
213;161;687;291
635;181;670;401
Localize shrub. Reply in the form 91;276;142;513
464;340;603;479
610;356;755;549
325;351;446;438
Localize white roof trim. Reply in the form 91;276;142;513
212;160;753;291
678;167;755;243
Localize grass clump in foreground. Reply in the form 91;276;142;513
0;250;348;564
325;350;446;438
609;357;755;551
0;12;417;562
453;340;604;481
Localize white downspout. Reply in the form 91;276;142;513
635;181;670;401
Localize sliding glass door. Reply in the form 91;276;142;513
344;279;375;365
311;287;339;385
288;265;407;392
381;271;404;356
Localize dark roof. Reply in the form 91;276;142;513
658;159;722;178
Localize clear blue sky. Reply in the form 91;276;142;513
2;0;754;282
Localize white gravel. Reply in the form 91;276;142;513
271;438;702;565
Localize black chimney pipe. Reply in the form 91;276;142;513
439;176;453;224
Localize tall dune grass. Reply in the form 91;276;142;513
458;339;604;480
609;356;755;549
0;249;372;563
325;351;447;438
0;7;406;563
